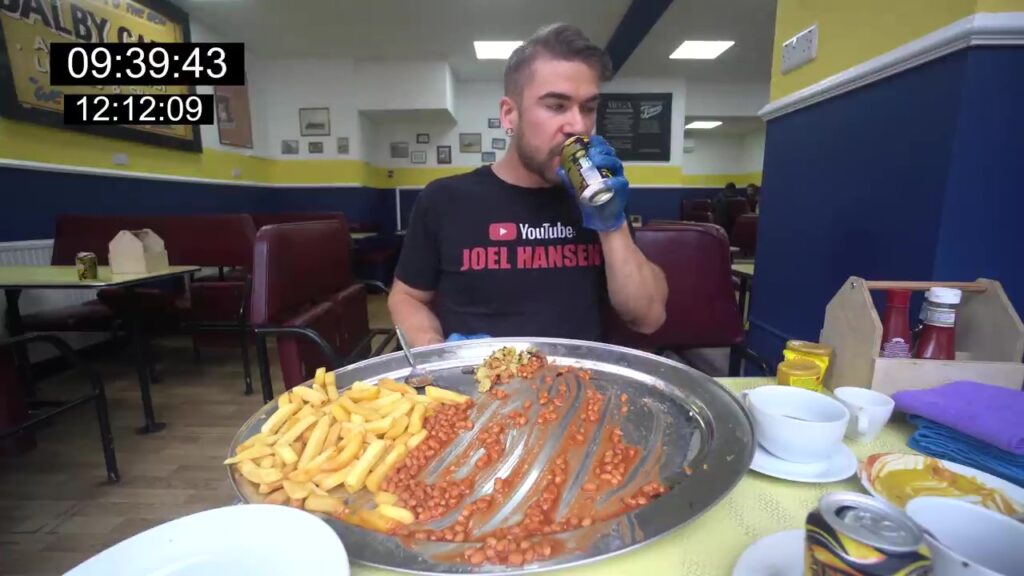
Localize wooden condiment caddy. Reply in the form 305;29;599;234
820;277;1024;395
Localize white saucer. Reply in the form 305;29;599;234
732;529;804;576
750;442;858;483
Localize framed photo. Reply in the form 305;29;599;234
459;133;482;153
488;118;501;129
215;83;253;149
337;137;349;155
416;133;430;144
299;108;331;136
281;139;299;155
437;145;451;165
390;142;410;159
491;138;506;150
411;150;427;164
482;151;496;163
308;141;324;154
630;214;643;227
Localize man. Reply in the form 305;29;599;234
388;24;667;347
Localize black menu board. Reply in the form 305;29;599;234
596;93;672;162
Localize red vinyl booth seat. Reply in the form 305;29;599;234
731;214;758;258
251;219;372;392
606;223;744;351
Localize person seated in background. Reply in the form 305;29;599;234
713;182;740;228
746;183;760;213
388;23;668;348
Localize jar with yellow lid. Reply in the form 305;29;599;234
783;340;833;383
777;358;824;392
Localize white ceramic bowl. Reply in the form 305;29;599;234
744;385;850;463
907;496;1024;576
67;504;349;576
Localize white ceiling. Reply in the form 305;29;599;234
173;0;775;84
684;116;765;136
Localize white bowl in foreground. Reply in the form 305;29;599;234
906;496;1024;576
66;504;349;576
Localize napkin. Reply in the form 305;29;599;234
907;416;1024;488
892;380;1024;455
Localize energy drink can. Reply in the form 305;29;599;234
560;136;616;206
76;252;98;280
805;492;930;575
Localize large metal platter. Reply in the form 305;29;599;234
228;338;754;574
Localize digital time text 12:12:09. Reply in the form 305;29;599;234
64;94;216;125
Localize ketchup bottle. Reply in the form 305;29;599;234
913;287;961;360
879;290;912;358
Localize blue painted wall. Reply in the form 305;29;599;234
0;166;397;242
749;47;1024;365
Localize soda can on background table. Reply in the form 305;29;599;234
75;252;98;281
560;136;616;206
805;492;931;575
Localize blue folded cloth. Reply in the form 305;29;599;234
907;415;1024;488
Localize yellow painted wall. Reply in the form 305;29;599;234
0;117;760;188
977;0;1024;11
770;0;977;101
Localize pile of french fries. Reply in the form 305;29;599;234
226;367;470;527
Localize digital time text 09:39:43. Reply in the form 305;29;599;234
51;42;245;126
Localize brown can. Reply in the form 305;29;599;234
76;252;98;280
560;136;616;206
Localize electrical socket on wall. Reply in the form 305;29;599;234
112;153;129;166
780;24;818;74
232;167;242;178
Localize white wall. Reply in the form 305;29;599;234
255;58;364;160
685;81;770;117
355;61;455;113
681;128;766;176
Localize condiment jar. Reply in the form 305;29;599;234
776;359;824;392
913;287;961;360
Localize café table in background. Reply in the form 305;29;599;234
1;265;199;434
351;377;916;576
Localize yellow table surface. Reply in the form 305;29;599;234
353;378;916;576
731;263;755;279
0;265;199;288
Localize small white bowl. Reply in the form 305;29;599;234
906;496;1024;576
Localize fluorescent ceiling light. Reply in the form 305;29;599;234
685;121;722;129
474;41;523;60
670;40;734;60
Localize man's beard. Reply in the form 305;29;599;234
514;131;561;187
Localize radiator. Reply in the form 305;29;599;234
0;239;108;358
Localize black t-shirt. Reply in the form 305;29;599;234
395;166;607;341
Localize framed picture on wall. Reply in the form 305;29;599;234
299;108;331;136
488;118;500;129
337;137;349;154
491;138;506;150
416;133;430;144
281;139;299;155
411;150;427;164
482;151;496;163
390;142;409;158
308;141;324;154
460;133;482;153
215;82;254;149
437;145;451;164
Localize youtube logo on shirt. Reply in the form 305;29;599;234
488;222;517;241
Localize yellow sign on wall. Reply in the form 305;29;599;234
0;0;200;151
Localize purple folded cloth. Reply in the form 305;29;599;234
893;381;1024;455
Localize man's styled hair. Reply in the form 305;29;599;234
503;23;613;100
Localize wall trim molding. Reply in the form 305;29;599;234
760;12;1024;121
1;158;756;190
0;158;366;189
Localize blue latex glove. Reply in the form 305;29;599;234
558;134;630;232
447;333;490;342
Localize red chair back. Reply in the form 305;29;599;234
731;214;758;258
250;220;367;390
606;224;744;350
680;199;713;221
